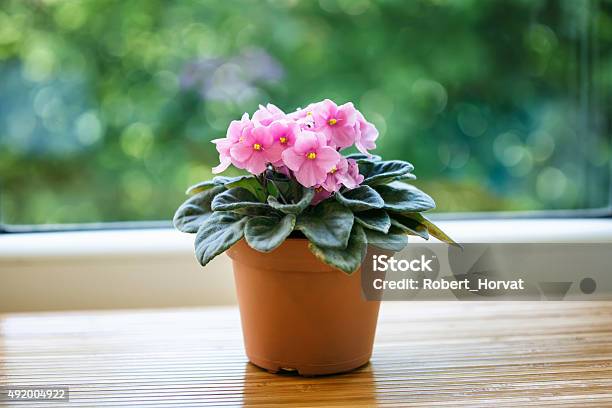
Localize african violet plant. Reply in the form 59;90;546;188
174;99;455;274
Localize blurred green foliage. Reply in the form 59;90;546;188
0;0;610;224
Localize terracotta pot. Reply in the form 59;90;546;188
227;238;381;376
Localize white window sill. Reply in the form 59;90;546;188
1;218;611;312
1;218;611;259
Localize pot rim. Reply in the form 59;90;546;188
226;239;353;274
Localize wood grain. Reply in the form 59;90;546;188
1;302;611;407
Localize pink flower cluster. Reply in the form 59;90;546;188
212;99;378;197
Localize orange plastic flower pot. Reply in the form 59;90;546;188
227;238;381;376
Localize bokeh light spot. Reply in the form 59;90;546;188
120;122;154;158
536;167;567;201
75;111;103;146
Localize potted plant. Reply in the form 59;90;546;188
174;99;455;376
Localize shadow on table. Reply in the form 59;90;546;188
240;361;377;406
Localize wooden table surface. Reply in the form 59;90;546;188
1;302;611;407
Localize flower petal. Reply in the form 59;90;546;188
245;152;268;174
315;146;341;172
212;156;232;174
331;125;357;149
337;102;357;126
252;126;274;147
281;147;306;171
311;187;332;205
230;143;254;163
295;160;326;187
294;131;320;154
355;141;371;156
321;173;341;192
264;142;285;164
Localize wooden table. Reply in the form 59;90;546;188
1;302;611;407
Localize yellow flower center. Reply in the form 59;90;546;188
279;136;287;144
315;187;323;193
306;111;313;116
328;118;337;126
329;166;337;174
253;143;262;151
307;152;317;160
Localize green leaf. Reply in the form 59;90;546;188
264;169;293;197
211;187;270;214
405;213;459;246
335;185;384;211
225;175;267;202
268;179;295;203
375;181;435;212
395;173;417;181
345;153;382;162
173;185;225;233
364;225;408;252
359;160;415;185
355;209;391;233
185;176;241;195
194;211;248;267
267;186;315;214
266;181;280;198
390;214;429;240
185;180;217;195
309;224;367;274
244;214;296;252
296;200;354;249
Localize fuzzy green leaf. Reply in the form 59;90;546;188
267;187;315;214
211;187;270;214
404;213;459;246
390;214;429;240
185;180;217;195
194;211;248;267
355;209;391;233
264;170;294;200
266;181;280;198
375;181;435;212
296;200;354;249
245;214;296;252
335;185;384;211
309;224;367;274
360;160;415;185
364;225;409;252
173;185;225;233
185;176;243;195
345;153;382;162
225;175;267;202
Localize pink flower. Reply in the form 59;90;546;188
212;113;251;174
311;186;332;205
311;99;358;149
321;157;348;193
267;120;299;167
321;158;364;193
230;126;281;174
281;131;341;188
252;103;286;126
288;106;316;130
355;111;378;156
212;101;377;180
268;120;298;147
346;158;364;186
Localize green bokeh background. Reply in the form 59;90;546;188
0;0;610;224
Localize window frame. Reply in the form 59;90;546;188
1;0;610;234
1;205;611;235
